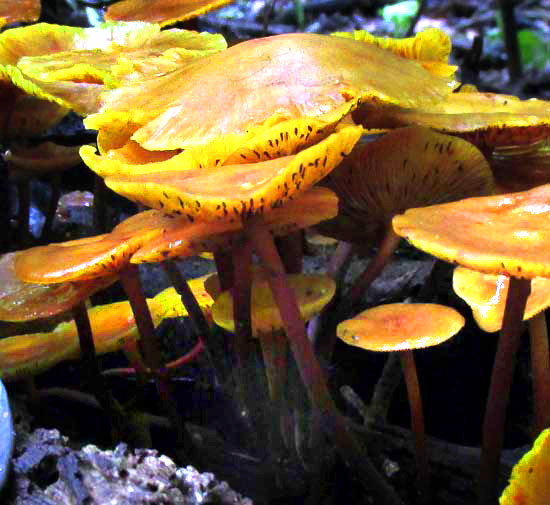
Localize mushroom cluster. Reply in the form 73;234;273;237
0;11;549;505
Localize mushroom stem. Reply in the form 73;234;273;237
478;276;531;505
259;329;289;454
214;250;234;291
528;311;550;435
399;349;430;504
71;301;131;442
119;264;196;462
308;240;354;347
349;225;402;306
92;174;108;234
162;259;221;387
231;237;266;452
245;215;404;505
276;231;303;274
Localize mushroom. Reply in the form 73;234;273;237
392;183;550;504
499;428;550;505
105;0;235;27
337;302;465;502
212;273;336;455
314;125;493;357
355;91;550;158
453;266;550;435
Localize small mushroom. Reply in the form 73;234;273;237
392;183;550;504
337;302;464;503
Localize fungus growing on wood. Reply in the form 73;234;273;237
499;428;550;505
105;0;234;27
338;302;464;502
392;183;550;504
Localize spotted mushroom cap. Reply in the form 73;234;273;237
392;183;550;279
337;303;464;352
356;92;550;151
0;0;40;28
212;273;336;335
453;266;550;333
98;124;361;222
80;100;359;178
131;187;338;263
105;0;235;27
85;32;458;152
331;27;456;77
499;428;550;505
0;252;117;322
318;125;494;243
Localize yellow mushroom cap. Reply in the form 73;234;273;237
0;252;116;322
499;428;550;505
102;125;360;222
331;28;456;77
130;187;338;263
86;32;458;151
392;183;550;279
105;0;234;27
212;274;336;335
453;266;550;333
357;92;550;150
337;303;464;352
319;125;494;242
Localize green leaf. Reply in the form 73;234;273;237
379;1;419;36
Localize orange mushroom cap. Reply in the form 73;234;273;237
105;0;234;27
0;252;116;322
5;141;83;175
85;32;458;151
319;125;494;243
453;266;550;333
499;428;550;505
98;124;361;222
356;92;550;150
337;303;464;352
392;183;550;279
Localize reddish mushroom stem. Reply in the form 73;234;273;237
528;311;550;435
479;276;531;505
71;301;134;442
245;215;404;505
276;231;303;274
103;340;205;377
119;264;196;462
349;225;402;306
162;259;222;386
230;237;268;453
214;250;234;291
399;349;430;504
93;174;109;234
